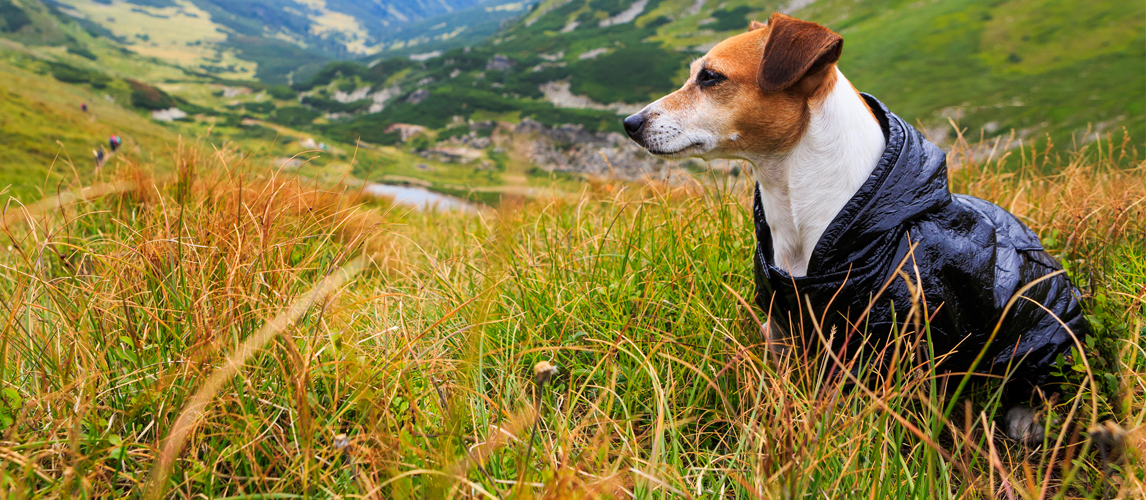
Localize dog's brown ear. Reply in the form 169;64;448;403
749;20;767;31
757;13;843;93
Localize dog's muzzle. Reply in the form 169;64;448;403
623;112;647;142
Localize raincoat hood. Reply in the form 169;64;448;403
753;94;1089;389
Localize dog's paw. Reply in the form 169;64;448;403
1087;421;1127;462
762;320;790;357
1004;406;1045;444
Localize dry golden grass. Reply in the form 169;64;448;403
0;133;1142;498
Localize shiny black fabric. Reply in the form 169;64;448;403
753;94;1089;389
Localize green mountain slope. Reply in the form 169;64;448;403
0;0;557;203
370;1;540;58
813;0;1142;147
0;54;177;201
290;0;1143;150
0;0;1138;202
30;0;539;84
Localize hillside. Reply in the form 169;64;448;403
0;0;574;205
0;0;1140;209
286;0;1143;154
13;0;539;84
0;2;1143;498
0;51;178;201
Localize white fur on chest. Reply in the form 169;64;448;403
749;69;885;276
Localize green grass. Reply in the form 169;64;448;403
302;0;1142;151
0;34;537;205
566;43;690;105
46;0;258;80
824;0;1145;150
0;59;177;202
0;0;32;34
6;0;1141;155
0;2;1141;497
367;0;542;60
0;133;1141;498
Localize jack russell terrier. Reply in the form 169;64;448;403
623;13;1089;444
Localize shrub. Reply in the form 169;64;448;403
568;43;689;104
321;118;402;145
408;134;432;151
710;6;755;32
588;0;629;16
299;61;370;91
235;124;280;140
66;46;99;61
126;79;177;110
440;124;470;140
0;0;30;33
300;95;371;114
48;62;112;88
271;106;320;127
242;101;276;114
267;85;297;100
366;57;413;82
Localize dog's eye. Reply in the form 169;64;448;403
696;68;725;87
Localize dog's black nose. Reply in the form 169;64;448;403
623;113;646;139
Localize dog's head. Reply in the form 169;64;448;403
624;13;844;160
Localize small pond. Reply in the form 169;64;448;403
362;183;479;213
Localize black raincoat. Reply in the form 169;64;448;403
753;94;1089;390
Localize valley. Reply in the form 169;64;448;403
0;0;1140;207
0;2;1142;498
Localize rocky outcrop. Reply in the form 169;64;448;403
407;89;431;104
513;119;703;181
540;81;644;115
386;123;428;141
369;85;402;113
152;107;188;122
486;55;515;71
334;86;372;103
599;0;648;27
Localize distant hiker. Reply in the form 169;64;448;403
81;103;88;112
94;146;106;167
109;135;122;152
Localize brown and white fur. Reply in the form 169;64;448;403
623;13;1044;443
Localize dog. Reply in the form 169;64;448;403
623;13;1090;444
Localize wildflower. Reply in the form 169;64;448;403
334;433;351;461
533;361;558;386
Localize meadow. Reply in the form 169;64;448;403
303;0;1144;150
0;128;1142;499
